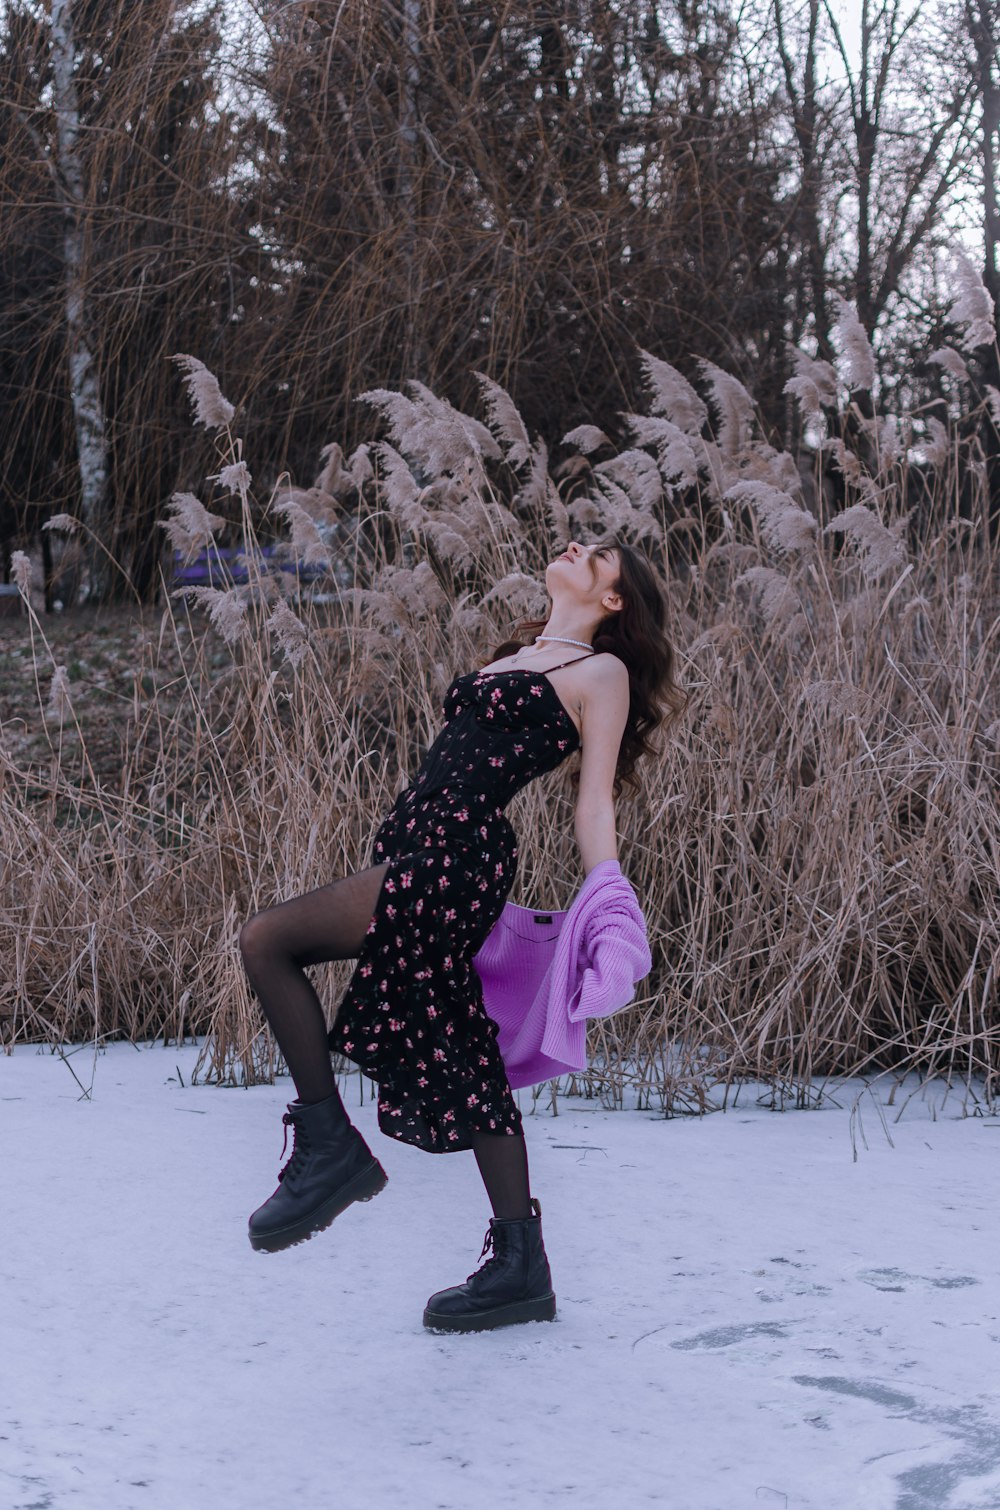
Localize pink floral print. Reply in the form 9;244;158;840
325;664;583;1154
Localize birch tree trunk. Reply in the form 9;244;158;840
397;0;422;567
50;0;112;603
397;0;426;383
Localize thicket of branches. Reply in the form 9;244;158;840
1;0;999;604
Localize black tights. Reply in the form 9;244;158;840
237;865;532;1220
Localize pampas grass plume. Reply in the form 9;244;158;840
830;294;876;392
784;349;838;422
921;417;950;469
725;481;817;554
45;664;72;721
314;442;351;499
637;349;708;435
824;503;909;581
563;424;612;454
698;360;754;457
361;382;499;481
158;492;228;564
595;449;662;512
266;599;310;668
273;498;331;569
947;249;997;351
482;570;550;617
824;438;864;487
623;414;701;489
348;445;375;488
877;415;903;468
171;586;249;645
10;549;33;592
42;513;80;535
733;566;799;625
929;347;969;383
519;438;569;544
377;443;426;534
376;561;447;619
216;461;252;495
172;354;235;429
474;373;532;469
408;379;500;465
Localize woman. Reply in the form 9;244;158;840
237;534;685;1332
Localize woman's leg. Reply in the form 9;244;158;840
238;863;390;1104
471;1132;532;1220
240;863;531;1215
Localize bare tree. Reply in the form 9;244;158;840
248;0;793;458
773;0;835;352
773;0;976;357
961;0;1000;309
0;0;253;602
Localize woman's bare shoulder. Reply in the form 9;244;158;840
580;652;629;685
577;654;630;728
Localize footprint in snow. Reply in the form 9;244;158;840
857;1267;979;1292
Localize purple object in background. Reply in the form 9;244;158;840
472;859;653;1089
170;544;328;588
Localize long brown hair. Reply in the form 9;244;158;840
485;535;688;798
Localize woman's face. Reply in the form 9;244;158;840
546;540;623;614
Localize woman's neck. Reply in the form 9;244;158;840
524;617;598;651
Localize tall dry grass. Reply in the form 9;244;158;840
2;319;998;1114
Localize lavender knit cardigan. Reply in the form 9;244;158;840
471;859;653;1089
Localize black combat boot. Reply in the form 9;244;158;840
422;1196;557;1332
248;1089;388;1253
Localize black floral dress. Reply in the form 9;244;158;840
326;656;589;1153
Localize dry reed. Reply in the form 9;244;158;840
1;336;998;1117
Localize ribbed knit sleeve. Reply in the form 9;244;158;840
473;863;653;1090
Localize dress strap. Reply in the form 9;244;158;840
544;653;596;672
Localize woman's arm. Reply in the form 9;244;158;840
574;655;631;876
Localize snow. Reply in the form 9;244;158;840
3;1042;1000;1510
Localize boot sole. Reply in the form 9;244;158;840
249;1158;388;1253
422;1292;557;1333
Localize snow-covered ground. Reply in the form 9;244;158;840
3;1042;999;1510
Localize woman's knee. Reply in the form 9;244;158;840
238;911;272;967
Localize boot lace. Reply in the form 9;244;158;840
276;1110;310;1184
466;1222;508;1285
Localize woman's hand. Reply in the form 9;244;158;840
573;654;630;876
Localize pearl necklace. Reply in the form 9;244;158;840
533;634;594;651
